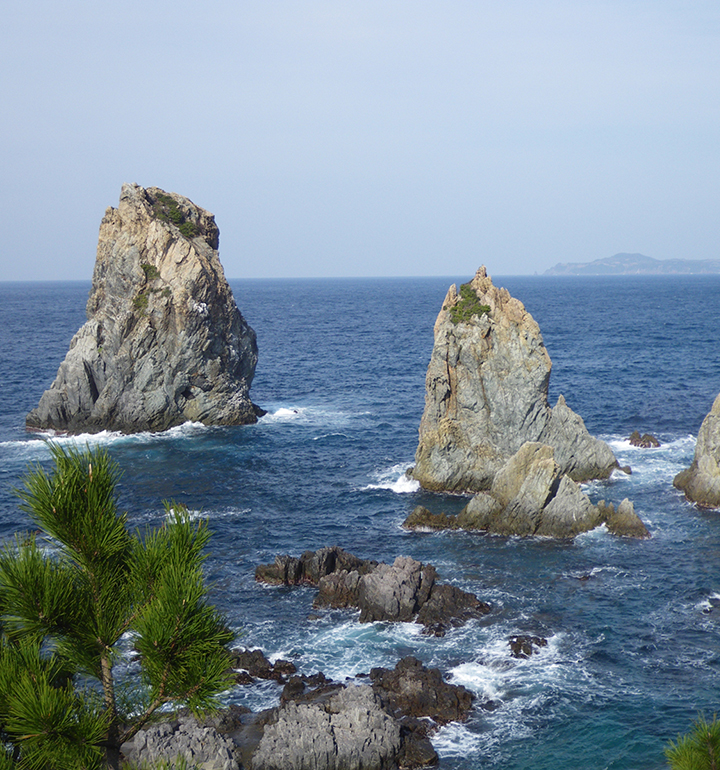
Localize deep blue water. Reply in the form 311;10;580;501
1;274;720;770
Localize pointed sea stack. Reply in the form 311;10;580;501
412;267;618;492
674;393;720;507
27;184;261;434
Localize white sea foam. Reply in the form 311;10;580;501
432;722;485;758
364;463;420;493
261;406;307;422
0;421;210;460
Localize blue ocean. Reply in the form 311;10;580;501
1;274;719;769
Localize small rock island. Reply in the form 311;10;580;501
27;184;261;434
410;268;648;538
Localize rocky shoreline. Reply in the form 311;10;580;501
121;652;475;769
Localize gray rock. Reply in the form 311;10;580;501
674;393;720;507
251;686;402;770
412;267;618;492
449;442;648;539
599;498;650;538
358;557;436;623
257;548;489;632
121;715;238;770
27;184;259;434
536;474;603;538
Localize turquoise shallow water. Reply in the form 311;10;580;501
1;274;719;769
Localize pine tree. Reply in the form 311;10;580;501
0;444;233;770
666;714;720;770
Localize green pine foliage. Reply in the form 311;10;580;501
447;283;491;325
0;444;234;770
152;194;198;239
666;714;720;770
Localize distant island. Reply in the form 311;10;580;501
544;252;720;276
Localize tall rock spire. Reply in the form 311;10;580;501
27;183;261;434
412;267;618;492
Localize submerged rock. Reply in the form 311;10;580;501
27;183;260;434
412;267;618;492
674;393;720;507
405;442;649;539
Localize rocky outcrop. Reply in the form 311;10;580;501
629;431;660;448
121;711;242;770
123;655;472;770
255;547;490;634
27;183;260;434
252;686;403;770
369;656;473;725
674;394;720;507
411;267;618;492
405;442;649;539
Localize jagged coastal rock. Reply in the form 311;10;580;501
674;393;720;507
255;546;491;635
26;184;260;434
412;267;618;492
406;441;649;539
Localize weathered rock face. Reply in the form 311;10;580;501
412;267;618;492
674;393;720;507
251;686;402;770
27;183;260;434
405;442;649;539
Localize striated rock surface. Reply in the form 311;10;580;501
405;442;649;539
412;267;618;492
27;183;260;434
674;393;720;507
252;686;402;770
121;713;240;770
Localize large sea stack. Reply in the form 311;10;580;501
27;184;260;434
674;393;720;507
412;267;618;492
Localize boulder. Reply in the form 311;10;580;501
412;267;618;492
508;635;548;659
598;499;650;538
674;393;720;507
230;648;297;683
369;656;474;724
254;546;374;586
358;557;436;624
629;430;660;448
27;184;260;434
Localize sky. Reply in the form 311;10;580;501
2;1;719;280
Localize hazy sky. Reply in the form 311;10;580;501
2;1;719;280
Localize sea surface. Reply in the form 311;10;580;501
1;274;719;770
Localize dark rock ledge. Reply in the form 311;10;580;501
255;546;491;636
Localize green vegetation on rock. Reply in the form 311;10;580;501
447;283;491;325
0;444;233;770
133;292;149;313
666;714;720;769
152;193;199;240
141;263;160;281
